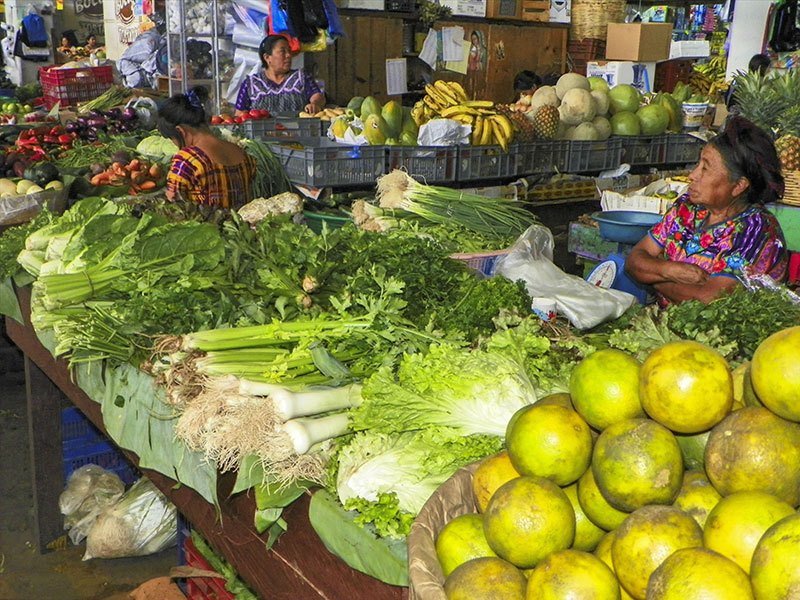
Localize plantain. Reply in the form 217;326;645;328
464;100;495;109
472;115;484;145
490;114;513;141
425;84;452;109
448;113;476;125
433;80;460;106
423;94;443;112
480;115;495;146
447;81;469;102
440;105;483;118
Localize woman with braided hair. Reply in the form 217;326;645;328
625;115;788;306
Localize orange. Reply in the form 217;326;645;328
483;476;575;569
646;547;753;600
435;513;497;577
444;556;527;600
525;549;620;600
563;481;606;552
751;326;800;421
703;491;794;574
671;470;721;529
639;340;732;434
506;404;593;486
535;392;574;409
569;348;644;430
594;531;634;600
674;430;709;471
704;407;800;506
612;505;703;600
472;451;520;513
751;513;800;600
577;467;629;531
592;418;683;512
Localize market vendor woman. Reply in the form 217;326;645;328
626;116;787;305
158;88;254;209
234;35;325;116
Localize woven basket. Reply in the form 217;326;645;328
783;170;800;206
570;0;626;42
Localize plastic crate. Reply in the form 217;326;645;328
515;140;570;175
303;210;351;233
450;250;509;277
269;138;387;188
183;537;235;600
243;117;324;140
566;138;624;173
456;145;516;182
665;134;703;164
39;65;114;109
618;134;670;166
655;59;695;95
385;0;414;10
62;406;106;445
387;145;458;183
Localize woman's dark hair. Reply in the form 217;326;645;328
86;34;97;43
748;53;771;75
61;30;78;47
709;115;784;204
259;35;289;68
514;70;541;92
156;87;210;144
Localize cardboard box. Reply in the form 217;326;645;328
669;40;711;59
586;60;657;93
550;0;570;23
605;22;674;62
520;0;550;21
486;0;521;19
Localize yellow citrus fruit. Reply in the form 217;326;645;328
472;451;520;513
704;407;800;506
592;418;683;512
506;404;593;486
563;481;606;552
569;348;644;430
751;326;800;421
751;512;800;600
577;467;629;531
646;547;753;600
525;549;620;600
639;340;732;434
612;505;703;600
741;362;762;408
671;470;721;529
535;392;574;409
483;476;575;569
594;531;635;600
435;513;497;577
444;556;527;600
674;430;709;471
703;491;794;574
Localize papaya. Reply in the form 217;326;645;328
657;93;682;132
360;96;382;120
401;117;419;138
347;96;365;113
363;113;388;145
399;130;418;146
330;116;349;139
381;100;403;138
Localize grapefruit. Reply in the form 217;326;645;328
639;340;733;434
472;452;520;513
535;392;573;409
435;513;497;576
610;111;641;136
704;407;800;506
671;470;721;528
646;547;753;600
483;476;575;569
592;418;683;511
588;76;610;93
750;326;800;421
703;491;794;573
506;404;593;486
636;104;670;135
594;531;635;600
563;482;606;552
608;84;642;114
569;349;644;430
525;549;620;600
444;556;527;600
751;513;800;600
577;467;630;531
612;505;703;600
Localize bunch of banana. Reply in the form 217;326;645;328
469;113;514;152
690;54;729;100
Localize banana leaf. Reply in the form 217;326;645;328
0;277;21;322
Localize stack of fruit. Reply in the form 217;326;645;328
430;326;800;600
330;96;420;146
689;55;729;102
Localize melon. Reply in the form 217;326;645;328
530;86;560;110
592;116;612;140
572;122;601;141
591;90;610;116
608;84;642;114
587;76;610;93
0;178;16;196
555;73;590;100
610;111;641;136
560;88;596;125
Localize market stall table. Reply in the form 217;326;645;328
5;286;406;600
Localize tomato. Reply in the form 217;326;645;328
234;115;245;124
256;109;271;118
210;115;223;125
247;110;261;120
222;116;235;124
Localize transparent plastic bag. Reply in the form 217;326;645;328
84;478;177;560
59;464;125;545
495;224;636;329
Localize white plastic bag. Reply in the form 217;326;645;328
59;464;125;545
495;224;636;329
83;478;177;560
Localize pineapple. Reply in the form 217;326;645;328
528;105;560;140
731;70;782;134
776;104;800;172
497;105;537;142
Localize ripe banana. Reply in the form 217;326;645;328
425;84;455;109
464;100;495;109
423;94;443;112
480;116;494;146
447;81;469;102
433;80;460;106
440;105;482;118
490;114;513;141
472;115;484;145
448;113;476;125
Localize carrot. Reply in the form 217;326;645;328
149;164;163;179
130;172;146;185
90;173;110;186
111;162;124;171
138;180;157;191
128;159;141;171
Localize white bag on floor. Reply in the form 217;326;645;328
59;464;125;545
495;224;635;329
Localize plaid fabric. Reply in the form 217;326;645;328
166;146;254;209
235;69;322;114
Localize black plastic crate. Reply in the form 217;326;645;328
456;145;516;182
618;134;670;166
269;138;387;188
386;146;458;183
566;138;624;173
515;140;570;175
666;134;703;165
385;0;414;10
244;117;324;140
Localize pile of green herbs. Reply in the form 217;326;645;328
0;209;54;281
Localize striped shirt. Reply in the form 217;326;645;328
166;146;254;209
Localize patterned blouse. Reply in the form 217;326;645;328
649;195;788;283
234;69;322;114
166;146;254;209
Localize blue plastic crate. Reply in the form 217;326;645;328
450;250;509;277
62;406;105;444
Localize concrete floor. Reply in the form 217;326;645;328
0;331;179;600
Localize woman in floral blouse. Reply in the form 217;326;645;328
626;116;787;306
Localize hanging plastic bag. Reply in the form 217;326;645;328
59;465;126;545
495;224;636;329
322;0;344;38
268;0;301;51
300;29;328;52
83;478;177;560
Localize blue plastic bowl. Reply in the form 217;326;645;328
591;210;662;245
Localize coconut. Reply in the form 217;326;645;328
555;73;591;100
560;88;596;125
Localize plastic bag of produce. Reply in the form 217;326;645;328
495;224;635;329
59;464;126;545
83;478;177;560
